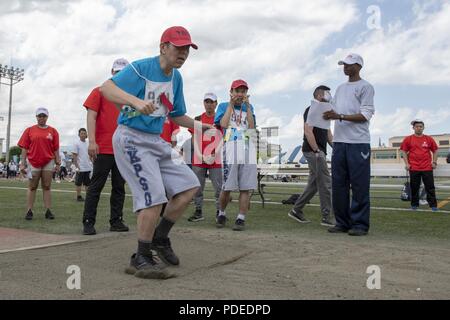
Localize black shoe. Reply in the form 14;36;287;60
152;238;180;266
25;209;33;220
77;196;84;202
320;216;335;227
110;220;129;232
45;209;55;220
232;218;246;231
188;210;204;222
83;223;96;235
348;228;368;236
288;210;310;224
216;214;227;228
328;226;349;233
125;253;175;279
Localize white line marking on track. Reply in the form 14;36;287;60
1;186;449;213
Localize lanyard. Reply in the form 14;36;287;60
235;106;243;126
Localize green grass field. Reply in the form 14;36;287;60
0;178;449;243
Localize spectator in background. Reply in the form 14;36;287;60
400;119;439;211
18;107;60;220
72;128;93;202
188;92;223;222
288;85;334;227
58;151;68;181
9;161;17;179
81;58;130;235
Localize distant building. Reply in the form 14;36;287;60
371;134;450;164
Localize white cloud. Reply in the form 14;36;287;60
318;1;450;86
0;0;358;149
370;106;450;144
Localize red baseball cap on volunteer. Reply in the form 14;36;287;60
230;79;249;90
160;26;198;50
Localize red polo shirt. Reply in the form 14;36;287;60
83;87;120;155
189;113;222;169
18;125;59;168
400;134;438;171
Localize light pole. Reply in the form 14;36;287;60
0;64;25;163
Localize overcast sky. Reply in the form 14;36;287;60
1;0;450;153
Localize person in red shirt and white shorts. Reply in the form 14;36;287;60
18;107;61;220
400;119;439;211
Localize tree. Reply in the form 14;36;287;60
9;146;22;162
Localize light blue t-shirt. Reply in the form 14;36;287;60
111;56;186;134
214;102;256;142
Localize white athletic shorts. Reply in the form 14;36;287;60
113;125;200;213
222;141;257;191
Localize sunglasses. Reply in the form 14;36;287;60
36;114;48;118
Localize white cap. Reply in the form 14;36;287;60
338;53;364;67
112;58;129;72
203;92;217;101
411;119;424;126
35;107;49;116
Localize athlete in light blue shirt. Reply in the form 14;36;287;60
100;26;211;279
111;56;187;134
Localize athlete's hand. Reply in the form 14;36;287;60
229;93;241;106
202;123;214;132
204;155;216;165
323;110;339;120
432;162;437;169
54;164;61;173
243;94;250;105
134;100;157;115
203;127;218;137
88;141;99;161
19;163;27;174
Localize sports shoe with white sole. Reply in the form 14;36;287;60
125;253;175;279
288;210;310;224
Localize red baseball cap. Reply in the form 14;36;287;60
160;26;198;50
230;79;249;90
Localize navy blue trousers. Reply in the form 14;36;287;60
331;143;371;231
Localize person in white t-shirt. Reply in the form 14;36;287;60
72;128;93;201
323;53;375;236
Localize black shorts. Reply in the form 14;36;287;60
75;171;91;187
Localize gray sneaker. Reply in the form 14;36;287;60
188;210;204;222
232;218;246;231
320;216;335;227
288;210;310;224
125;253;175;279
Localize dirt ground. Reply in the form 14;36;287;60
0;226;449;300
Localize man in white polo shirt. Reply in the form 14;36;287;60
323;53;375;236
